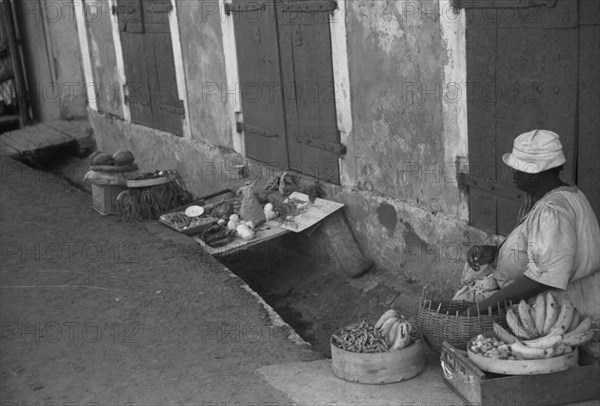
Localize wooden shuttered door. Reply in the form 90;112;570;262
231;0;342;183
116;0;183;136
231;0;289;167
461;0;600;235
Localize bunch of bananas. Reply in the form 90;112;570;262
492;291;596;360
374;309;414;351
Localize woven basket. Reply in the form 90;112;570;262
416;290;507;354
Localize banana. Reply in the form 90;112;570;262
534;293;546;336
566;310;581;333
518;299;539;338
380;316;399;338
542;291;559;334
510;341;553;360
493;322;517;344
523;333;563;349
547;299;575;336
543;347;556;359
386;319;400;345
507;307;536;339
375;309;398;329
554;342;566;356
390;321;411;350
566;316;592;336
562;330;595;346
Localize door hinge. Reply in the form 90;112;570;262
160;100;185;116
296;135;346;155
237;122;279;138
458;172;523;200
224;2;266;15
123;84;129;105
281;0;337;13
451;0;556;9
147;2;173;13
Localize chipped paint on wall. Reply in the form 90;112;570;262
353;1;406;55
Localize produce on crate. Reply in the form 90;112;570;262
112;149;135;166
159;211;217;232
90;149;136;167
330;310;417;353
474;292;597;360
91;152;114;166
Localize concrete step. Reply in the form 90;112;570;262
0;118;95;158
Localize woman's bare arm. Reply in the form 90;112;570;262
466;275;550;315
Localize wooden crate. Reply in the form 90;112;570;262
91;184;127;215
441;341;600;406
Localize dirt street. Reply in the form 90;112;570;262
0;155;321;405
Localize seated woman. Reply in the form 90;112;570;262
455;130;600;320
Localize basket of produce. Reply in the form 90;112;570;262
330;310;426;384
416;288;506;354
466;292;597;375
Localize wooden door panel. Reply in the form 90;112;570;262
232;0;289;167
465;0;583;235
289;17;339;182
142;0;183;136
577;1;600;219
466;14;497;183
117;0;183;136
121;35;153;126
278;2;340;183
469;188;497;234
466;12;500;232
495;22;578;185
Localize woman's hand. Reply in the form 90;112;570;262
467;245;498;271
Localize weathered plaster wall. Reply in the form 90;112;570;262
87;0;494;290
176;0;233;146
343;0;451;213
330;0;478;285
83;0;122;117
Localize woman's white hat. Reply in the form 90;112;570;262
502;129;566;174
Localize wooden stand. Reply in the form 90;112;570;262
91;184;127;215
441;341;600;405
